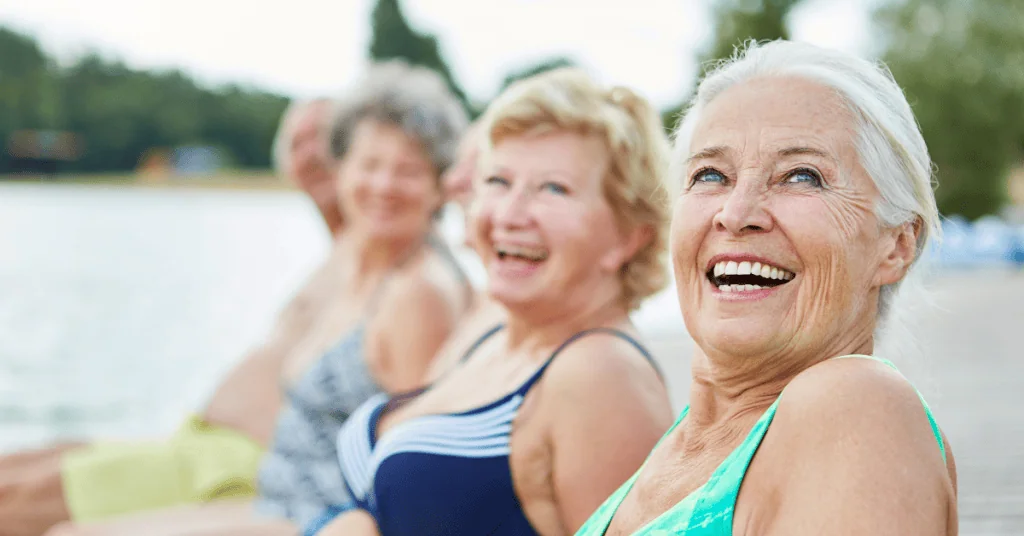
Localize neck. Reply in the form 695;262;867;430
686;326;875;428
501;280;629;358
340;227;429;284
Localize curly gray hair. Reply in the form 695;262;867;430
328;60;468;178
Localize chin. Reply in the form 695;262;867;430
697;319;783;358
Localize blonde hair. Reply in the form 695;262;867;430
479;68;672;310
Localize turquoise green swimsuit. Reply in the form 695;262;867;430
575;355;947;535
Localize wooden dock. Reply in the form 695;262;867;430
645;270;1024;535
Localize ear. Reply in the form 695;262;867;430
875;217;921;287
600;223;654;273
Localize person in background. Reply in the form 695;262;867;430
271;98;345;238
3;59;472;536
44;68;506;536
316;67;675;536
576;39;958;536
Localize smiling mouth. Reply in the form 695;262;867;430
706;260;794;292
496;245;549;262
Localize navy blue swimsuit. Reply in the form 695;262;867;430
324;325;658;536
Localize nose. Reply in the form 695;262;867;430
369;167;402;197
493;185;532;229
712;179;773;235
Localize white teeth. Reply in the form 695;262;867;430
710;259;795;282
720;284;732;292
496;245;548;261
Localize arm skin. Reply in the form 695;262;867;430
751;357;958;536
201;258;339;446
543;333;674;533
316;509;380;536
364;266;465;394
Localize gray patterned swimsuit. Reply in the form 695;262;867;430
253;236;468;527
253;321;383;526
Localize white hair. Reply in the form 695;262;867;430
672;39;941;319
270;98;333;177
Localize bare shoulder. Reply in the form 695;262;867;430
380;248;467;319
541;329;670;423
752;356;956;534
377;251;465;323
774;356;944;452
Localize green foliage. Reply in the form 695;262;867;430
661;0;804;131
0;27;288;174
498;56;577;92
876;0;1024;219
368;0;470;113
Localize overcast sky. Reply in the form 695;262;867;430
0;0;875;108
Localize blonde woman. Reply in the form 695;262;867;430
317;68;676;536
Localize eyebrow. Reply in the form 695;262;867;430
684;146;728;165
685;145;836;165
777;146;834;161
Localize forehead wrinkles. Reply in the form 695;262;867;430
690;77;858;166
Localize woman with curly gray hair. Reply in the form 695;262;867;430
44;59;474;536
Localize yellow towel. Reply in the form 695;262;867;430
61;414;265;522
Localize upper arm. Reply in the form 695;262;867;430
543;335;673;532
759;359;956;536
254;264;333;364
368;272;462;393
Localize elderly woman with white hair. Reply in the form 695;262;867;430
577;40;958;535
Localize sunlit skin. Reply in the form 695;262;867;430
336;119;442;245
672;75;912;385
603;76;955;535
472;131;644;320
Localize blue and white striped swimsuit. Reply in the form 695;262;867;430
329;325;658;536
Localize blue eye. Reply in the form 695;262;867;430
786;168;823;187
692;167;726;185
542;182;568;195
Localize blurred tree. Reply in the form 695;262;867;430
368;0;470;113
876;0;1024;219
0;26;289;175
662;0;805;131
0;27;61;172
498;56;577;92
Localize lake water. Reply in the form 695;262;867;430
0;182;686;452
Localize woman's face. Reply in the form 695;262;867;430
471;130;636;314
336;119;441;241
671;76;916;360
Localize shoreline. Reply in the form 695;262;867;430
0;172;293;192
